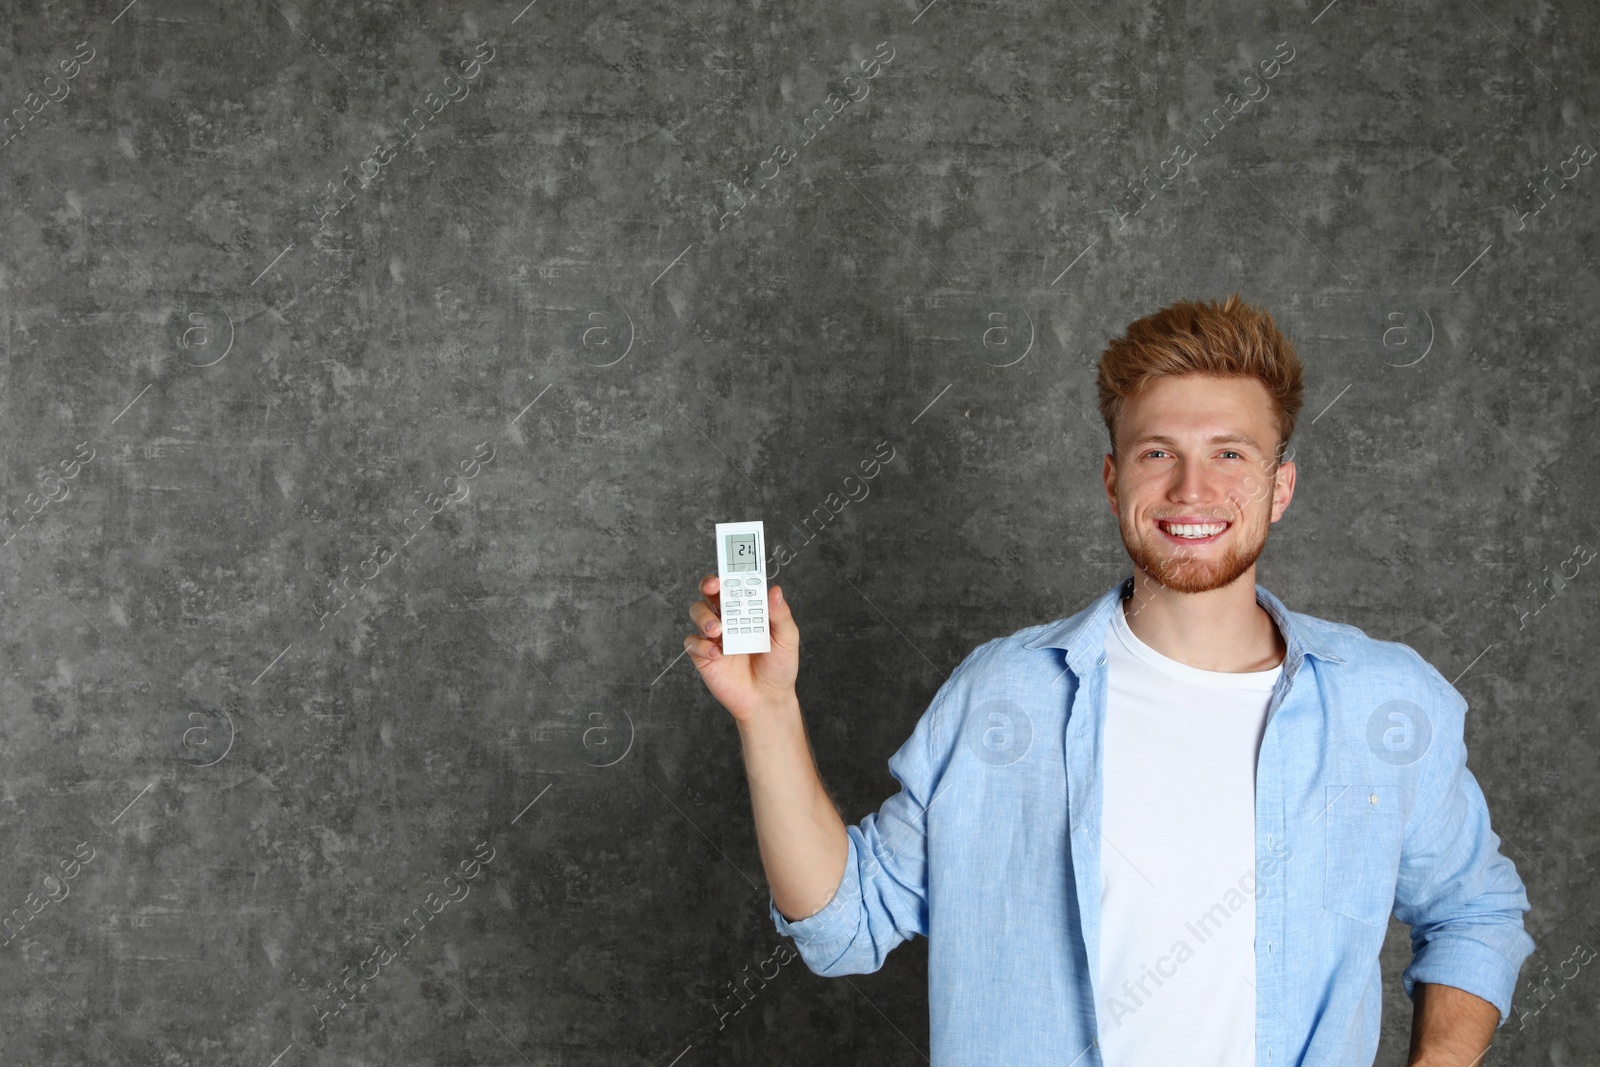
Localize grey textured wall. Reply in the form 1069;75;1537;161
1;0;1596;1063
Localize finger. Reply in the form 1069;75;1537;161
689;601;722;638
684;632;721;664
700;572;721;608
766;584;796;646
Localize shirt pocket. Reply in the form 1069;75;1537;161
1323;784;1402;926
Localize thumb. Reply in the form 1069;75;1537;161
766;584;797;648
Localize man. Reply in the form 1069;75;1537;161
684;292;1534;1066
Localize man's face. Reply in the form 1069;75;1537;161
1101;374;1295;595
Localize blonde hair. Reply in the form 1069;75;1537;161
1096;292;1304;462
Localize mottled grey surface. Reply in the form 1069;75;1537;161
0;0;1596;1063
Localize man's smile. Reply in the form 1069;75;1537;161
1155;517;1232;544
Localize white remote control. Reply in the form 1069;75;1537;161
714;520;771;654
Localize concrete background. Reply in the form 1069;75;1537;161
1;0;1596;1063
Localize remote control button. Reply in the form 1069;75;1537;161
745;578;759;586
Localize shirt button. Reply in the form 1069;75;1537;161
1369;793;1379;806
1098;655;1106;665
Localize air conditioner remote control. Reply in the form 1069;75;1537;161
714;520;771;654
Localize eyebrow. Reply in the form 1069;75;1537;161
1128;433;1264;450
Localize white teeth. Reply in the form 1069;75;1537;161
1161;522;1227;539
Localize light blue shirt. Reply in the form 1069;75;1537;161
770;575;1534;1066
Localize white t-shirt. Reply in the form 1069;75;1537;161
1095;598;1281;1067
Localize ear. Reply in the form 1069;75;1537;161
1102;452;1120;517
1269;457;1297;522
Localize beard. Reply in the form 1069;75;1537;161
1119;509;1270;595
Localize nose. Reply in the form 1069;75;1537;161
1167;459;1217;506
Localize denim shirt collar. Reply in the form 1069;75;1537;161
1021;573;1346;677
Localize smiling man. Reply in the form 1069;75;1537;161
684;292;1534;1067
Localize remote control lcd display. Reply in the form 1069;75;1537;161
725;533;757;572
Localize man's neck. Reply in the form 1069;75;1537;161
1120;569;1287;673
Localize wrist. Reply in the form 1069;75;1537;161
736;692;804;746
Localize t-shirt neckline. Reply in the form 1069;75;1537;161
1110;598;1283;689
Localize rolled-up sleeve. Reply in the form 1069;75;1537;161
769;651;977;977
1394;659;1535;1026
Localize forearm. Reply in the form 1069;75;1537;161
1407;982;1499;1067
736;694;849;923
